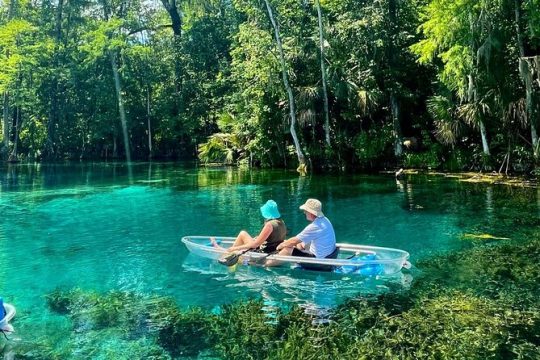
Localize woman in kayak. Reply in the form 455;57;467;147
212;199;286;254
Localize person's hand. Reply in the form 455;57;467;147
296;243;305;250
278;241;293;250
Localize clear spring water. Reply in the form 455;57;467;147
0;162;539;342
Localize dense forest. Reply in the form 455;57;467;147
0;0;539;173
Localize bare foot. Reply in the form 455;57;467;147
210;237;222;249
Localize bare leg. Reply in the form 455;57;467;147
265;246;294;267
231;230;254;248
210;237;225;249
212;231;253;251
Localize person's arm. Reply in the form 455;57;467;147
228;222;273;252
276;236;302;250
278;222;316;251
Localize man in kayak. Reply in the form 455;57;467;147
273;198;337;269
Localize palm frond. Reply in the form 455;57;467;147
356;89;379;115
457;100;491;128
427;96;461;145
503;98;527;128
297;86;319;107
297;108;316;127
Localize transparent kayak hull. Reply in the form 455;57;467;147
181;236;411;275
0;303;16;332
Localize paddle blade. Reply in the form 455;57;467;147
218;253;240;266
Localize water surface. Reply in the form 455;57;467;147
0;162;538;340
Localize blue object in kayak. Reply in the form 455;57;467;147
335;254;383;275
0;297;5;319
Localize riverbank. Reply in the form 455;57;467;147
391;169;539;188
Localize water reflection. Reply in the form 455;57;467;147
485;186;494;223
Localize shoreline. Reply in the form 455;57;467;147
384;168;539;188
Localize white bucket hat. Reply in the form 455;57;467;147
299;198;324;217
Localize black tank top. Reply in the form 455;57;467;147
259;219;286;253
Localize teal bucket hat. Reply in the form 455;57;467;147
260;200;281;220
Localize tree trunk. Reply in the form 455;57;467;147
2;92;9;158
514;0;539;159
466;14;490;158
467;75;490;156
147;86;153;159
263;0;307;174
479;120;490;156
1;0;17;160
44;0;64;159
390;93;403;157
161;0;182;36
387;0;402;158
8;106;20;162
315;0;330;148
160;0;183;115
535;56;540;88
113;134;118;158
110;51;131;162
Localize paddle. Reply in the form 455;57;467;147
218;248;252;266
218;248;281;267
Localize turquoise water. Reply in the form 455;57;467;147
1;162;539;342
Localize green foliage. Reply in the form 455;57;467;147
198;133;241;165
443;148;472;171
47;289;148;333
428;95;461;146
0;19;36;89
19;115;47;159
211;300;278;359
340;292;539;359
45;288;213;358
147;297;214;357
0;0;539;169
403;149;441;169
78;18;126;64
353;123;393;166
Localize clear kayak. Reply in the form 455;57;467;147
181;236;411;275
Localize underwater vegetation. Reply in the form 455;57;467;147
3;235;540;359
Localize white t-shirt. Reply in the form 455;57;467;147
296;216;336;258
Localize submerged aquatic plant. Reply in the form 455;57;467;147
211;300;279;360
146;297;214;357
10;234;540;359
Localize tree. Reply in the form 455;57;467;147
514;0;539;160
42;0;64;159
263;0;307;174
314;0;331;148
160;0;183;115
411;0;495;158
0;5;42;161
